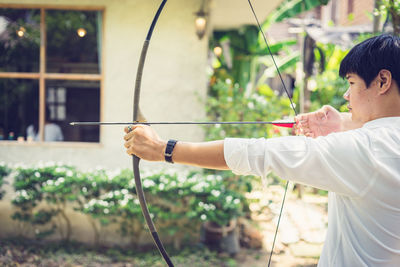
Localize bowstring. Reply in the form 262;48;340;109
247;1;298;266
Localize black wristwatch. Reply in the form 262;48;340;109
164;139;178;163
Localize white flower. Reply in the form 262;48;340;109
34;172;41;178
233;199;240;205
200;214;207;221
211;190;221;197
143;179;155;188
82;187;87;193
177;174;186;183
121;189;128;195
204;204;216;211
66;170;73;177
104;208;109;214
192;181;209;192
226;195;233;203
160;175;168;184
20;190;28;198
159;183;165;190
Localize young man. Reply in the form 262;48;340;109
124;34;400;266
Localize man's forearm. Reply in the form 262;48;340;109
170;140;229;170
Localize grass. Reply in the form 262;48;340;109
0;238;241;267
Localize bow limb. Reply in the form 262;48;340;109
132;1;174;266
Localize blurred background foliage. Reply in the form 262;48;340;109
1;163;250;249
203;0;400;191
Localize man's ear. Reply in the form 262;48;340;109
377;69;392;95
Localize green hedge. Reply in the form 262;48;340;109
0;162;11;200
0;163;246;249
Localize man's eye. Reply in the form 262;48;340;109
349;82;354;85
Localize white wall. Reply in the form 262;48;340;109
0;0;208;171
211;0;283;30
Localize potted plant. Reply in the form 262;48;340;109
188;174;244;255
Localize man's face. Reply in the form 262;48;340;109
343;73;377;123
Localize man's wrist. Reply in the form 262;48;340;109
164;139;178;163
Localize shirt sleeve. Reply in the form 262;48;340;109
224;131;377;197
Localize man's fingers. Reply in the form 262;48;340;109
295;114;308;123
126;146;136;156
124;140;131;148
124;125;144;141
316;110;328;121
124;124;147;134
125;138;136;155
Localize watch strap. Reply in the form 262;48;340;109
164;139;177;163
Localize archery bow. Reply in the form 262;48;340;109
246;1;299;266
72;1;297;266
130;1;173;266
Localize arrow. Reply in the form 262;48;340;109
70;121;295;128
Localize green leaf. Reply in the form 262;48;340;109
262;0;330;29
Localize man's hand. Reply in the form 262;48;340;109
124;125;166;161
295;105;342;138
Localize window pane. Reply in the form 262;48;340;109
0;9;40;72
46;80;100;142
46;10;101;74
0;79;39;141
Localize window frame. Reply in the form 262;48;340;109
0;4;105;144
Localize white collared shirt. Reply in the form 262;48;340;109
224;117;400;266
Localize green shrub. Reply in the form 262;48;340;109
6;164;246;249
0;162;11;200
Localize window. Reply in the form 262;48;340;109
0;7;103;143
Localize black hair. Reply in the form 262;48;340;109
339;34;400;90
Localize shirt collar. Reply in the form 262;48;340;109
363;116;400;128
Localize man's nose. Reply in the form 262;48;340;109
343;88;350;100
